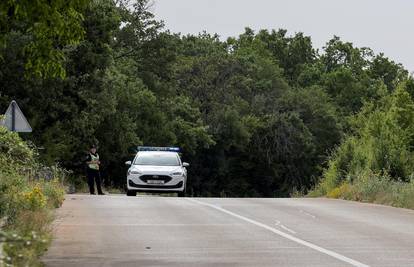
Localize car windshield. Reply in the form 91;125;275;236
134;153;180;166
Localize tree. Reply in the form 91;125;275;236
369;53;408;92
2;0;414;198
0;0;89;77
317;82;414;194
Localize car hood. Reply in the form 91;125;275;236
131;165;181;174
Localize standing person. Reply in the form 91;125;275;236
85;145;105;195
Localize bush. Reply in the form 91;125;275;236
0;127;35;174
65;173;89;193
363;175;414;209
2;227;51;267
42;179;65;208
311;84;414;210
327;182;352;199
393;179;414;208
0;126;66;266
21;185;47;211
351;172;392;202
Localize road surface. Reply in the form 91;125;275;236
43;195;414;267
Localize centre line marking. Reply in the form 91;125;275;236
300;210;317;219
187;198;369;267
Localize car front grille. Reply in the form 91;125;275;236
139;175;172;184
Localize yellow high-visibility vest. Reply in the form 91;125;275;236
88;153;99;170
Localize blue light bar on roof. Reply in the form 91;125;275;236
137;146;181;152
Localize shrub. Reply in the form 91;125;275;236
2;228;51;267
42;179;65;208
0;126;35;168
0;126;66;266
327;182;352;199
310;137;357;196
396;180;414;209
351;171;392;202
321;171;414;210
65;173;89;193
21;185;47;211
311;84;414;210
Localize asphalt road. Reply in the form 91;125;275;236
43;195;414;267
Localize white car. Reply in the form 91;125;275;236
125;147;189;197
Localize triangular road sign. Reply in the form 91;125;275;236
1;100;32;132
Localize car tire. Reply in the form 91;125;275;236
126;190;136;197
178;187;186;197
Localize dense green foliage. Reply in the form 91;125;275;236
1;0;413;197
0;126;66;266
0;0;88;78
311;83;414;208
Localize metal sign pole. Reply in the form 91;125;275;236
11;101;15;132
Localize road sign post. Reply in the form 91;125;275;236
11;101;15;131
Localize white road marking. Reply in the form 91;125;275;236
275;220;297;234
300;210;317;219
188;198;370;267
280;224;297;234
59;223;241;226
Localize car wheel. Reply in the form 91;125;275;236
126;190;136;196
178;187;186;197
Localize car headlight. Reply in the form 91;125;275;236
128;170;142;175
172;171;183;176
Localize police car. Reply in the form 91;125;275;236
125;147;189;197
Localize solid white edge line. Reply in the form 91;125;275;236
187;198;370;267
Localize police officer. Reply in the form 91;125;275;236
85;145;104;195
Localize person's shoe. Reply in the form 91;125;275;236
98;192;105;195
90;193;95;195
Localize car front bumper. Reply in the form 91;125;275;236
127;175;185;192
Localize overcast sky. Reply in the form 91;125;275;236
153;0;414;73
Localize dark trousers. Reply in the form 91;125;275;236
87;169;103;194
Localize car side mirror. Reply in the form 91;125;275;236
125;161;132;166
182;162;190;167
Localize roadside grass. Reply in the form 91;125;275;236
105;187;123;194
65;173;124;195
0;126;66;266
65;178;125;195
310;171;414;210
290;187;306;198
